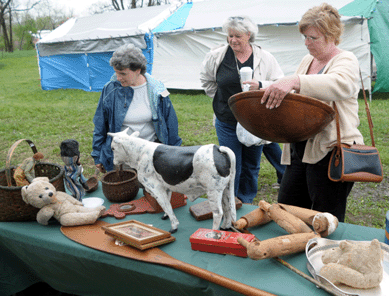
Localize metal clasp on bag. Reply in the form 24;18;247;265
329;144;350;168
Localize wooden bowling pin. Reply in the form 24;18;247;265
234;207;272;230
278;204;339;237
258;200;313;234
238;232;320;260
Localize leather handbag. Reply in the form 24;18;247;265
328;72;383;183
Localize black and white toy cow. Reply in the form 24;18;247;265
108;129;237;233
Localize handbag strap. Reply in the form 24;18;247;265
359;70;376;147
333;70;375;147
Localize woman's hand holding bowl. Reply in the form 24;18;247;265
261;75;300;109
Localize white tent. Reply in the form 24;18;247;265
35;3;183;91
152;0;371;91
36;0;370;92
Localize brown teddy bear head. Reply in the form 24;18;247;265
21;177;57;208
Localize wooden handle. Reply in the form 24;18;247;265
5;139;38;187
172;261;276;296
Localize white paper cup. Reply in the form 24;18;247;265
240;67;252;82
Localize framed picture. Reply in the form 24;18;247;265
102;220;175;250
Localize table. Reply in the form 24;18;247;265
0;185;385;296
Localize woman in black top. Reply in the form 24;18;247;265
200;16;284;203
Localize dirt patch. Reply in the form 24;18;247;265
349;176;389;201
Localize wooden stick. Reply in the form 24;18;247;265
273;257;337;296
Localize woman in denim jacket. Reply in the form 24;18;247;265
92;44;182;173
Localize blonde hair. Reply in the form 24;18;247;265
299;3;344;45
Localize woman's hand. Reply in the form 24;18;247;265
261;75;300;109
242;79;261;91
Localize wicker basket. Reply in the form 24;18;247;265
101;169;139;203
0;139;65;222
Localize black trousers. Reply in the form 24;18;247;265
277;141;354;222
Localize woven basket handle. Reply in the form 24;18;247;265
5;139;38;187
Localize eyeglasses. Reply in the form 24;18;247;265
302;35;320;42
229;16;244;21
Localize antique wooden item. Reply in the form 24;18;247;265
102;220;175;250
234;207;271;230
61;221;276;296
238;232;320;260
278;204;338;237
228;90;335;143
259;200;313;234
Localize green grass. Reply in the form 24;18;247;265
1;49;388;229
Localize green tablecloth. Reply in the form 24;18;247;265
0;184;385;296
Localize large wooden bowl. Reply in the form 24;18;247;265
228;90;335;143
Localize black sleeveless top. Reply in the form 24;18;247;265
213;46;253;125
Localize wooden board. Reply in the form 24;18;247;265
61;220;275;296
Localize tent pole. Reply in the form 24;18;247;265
370;51;373;103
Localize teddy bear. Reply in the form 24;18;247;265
21;177;105;226
320;239;384;289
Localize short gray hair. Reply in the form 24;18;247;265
110;44;147;75
222;16;258;43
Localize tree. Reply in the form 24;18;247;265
0;0;40;52
0;0;12;52
14;16;36;50
33;0;72;30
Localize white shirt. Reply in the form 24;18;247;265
121;82;157;142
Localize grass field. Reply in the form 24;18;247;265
1;49;388;228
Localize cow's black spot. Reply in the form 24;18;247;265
213;146;230;177
153;145;201;186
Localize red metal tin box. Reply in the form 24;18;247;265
190;228;255;257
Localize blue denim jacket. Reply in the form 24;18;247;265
91;73;182;172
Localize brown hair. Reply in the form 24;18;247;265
299;3;344;45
